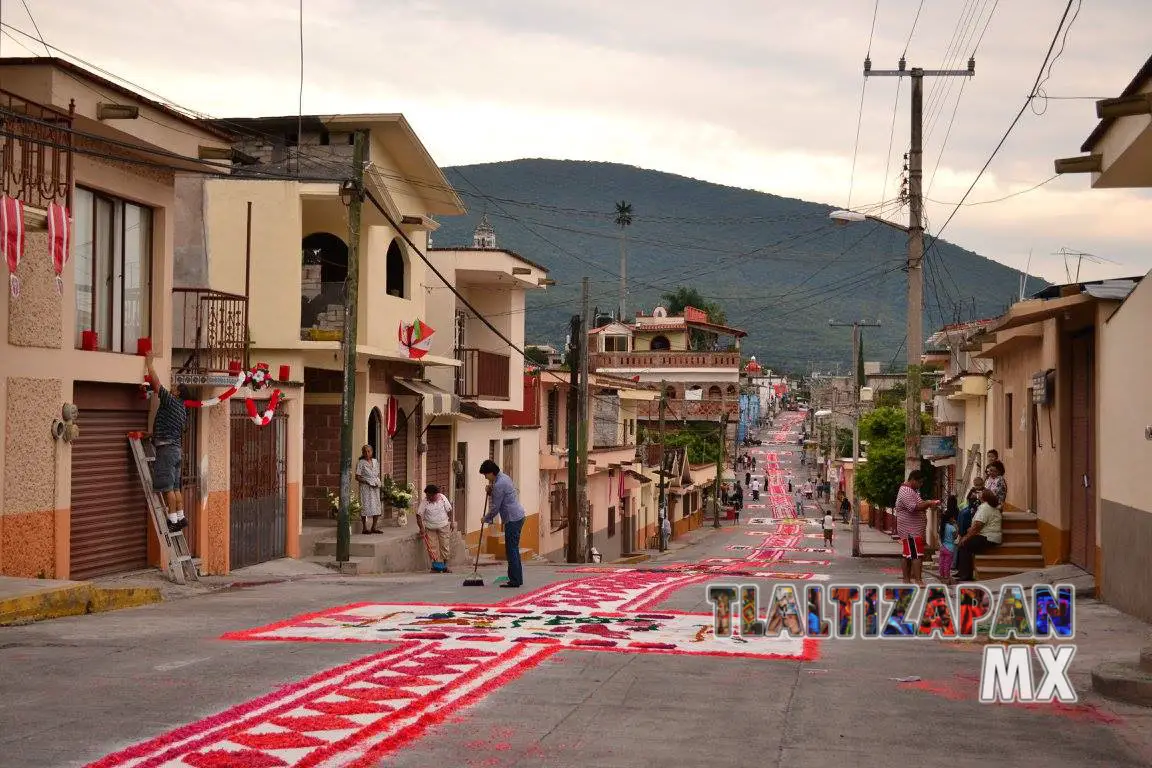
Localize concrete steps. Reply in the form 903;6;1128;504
1092;646;1152;708
975;513;1046;579
307;530;470;574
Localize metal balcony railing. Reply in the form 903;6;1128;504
0;89;74;210
589;350;741;369
458;348;511;400
172;288;248;373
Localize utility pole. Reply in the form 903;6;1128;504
713;404;728;530
579;277;592;562
656;380;669;552
830;320;880;557
336;129;368;564
864;56;973;480
565;313;581;563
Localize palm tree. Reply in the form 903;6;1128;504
614;201;633;320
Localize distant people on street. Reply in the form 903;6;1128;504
745;471;752;487
803;480;814;500
794;490;804;517
937;497;959;585
955;489;1004;581
480;459;525;588
750;478;761;501
786;474;794;493
355;444;383;535
985;460;1008;508
823;511;834;547
894;469;940;586
839;492;851;524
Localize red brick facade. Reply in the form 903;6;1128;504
303;403;341;518
426;426;452;496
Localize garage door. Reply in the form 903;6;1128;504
70;409;150;579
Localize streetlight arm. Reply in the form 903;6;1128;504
828;210;911;234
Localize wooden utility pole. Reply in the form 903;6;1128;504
830;319;880;557
565;313;581;563
864;56;973;479
713;408;728;529
336;130;368;564
578;277;592;562
656;380;669;552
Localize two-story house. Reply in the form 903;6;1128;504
425;220;549;556
0;57;232;579
173;113;466;571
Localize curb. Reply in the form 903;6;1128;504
0;584;162;626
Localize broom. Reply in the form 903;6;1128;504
462;516;487;587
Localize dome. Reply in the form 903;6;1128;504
744;357;762;374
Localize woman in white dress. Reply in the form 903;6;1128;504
356;444;383;534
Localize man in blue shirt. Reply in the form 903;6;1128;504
480;459;526;588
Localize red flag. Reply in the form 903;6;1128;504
386;396;399;438
618;468;626;499
47;203;70;291
1;196;25;298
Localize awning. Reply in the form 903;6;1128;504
930;456;957;468
624;469;653;484
393;378;462;416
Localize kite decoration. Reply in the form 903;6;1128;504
386;395;399;438
1;196;25;298
398;319;435;360
47;202;70;295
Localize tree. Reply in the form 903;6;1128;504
525;346;550;366
615;201;633;321
855;405;938;507
661;287;729;351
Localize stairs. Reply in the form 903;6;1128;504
974;512;1046;579
482;529;541;562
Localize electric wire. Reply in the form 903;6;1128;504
17;0;49;55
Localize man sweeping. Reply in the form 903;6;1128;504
480;460;525;589
416;484;454;573
144;353;191;532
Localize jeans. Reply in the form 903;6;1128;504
503;518;524;586
956;534;996;580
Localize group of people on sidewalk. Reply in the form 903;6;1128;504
894;449;1009;585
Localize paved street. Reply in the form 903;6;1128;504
2;411;1151;767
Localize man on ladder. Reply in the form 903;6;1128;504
144;353;190;533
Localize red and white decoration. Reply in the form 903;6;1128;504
385;395;399;438
1;196;25;298
143;362;285;427
47;202;70;294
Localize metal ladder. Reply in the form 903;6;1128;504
127;433;199;584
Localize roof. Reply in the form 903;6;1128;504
429;245;550;274
218;113;464;214
1081;54;1152;152
0;57;233;141
1030;277;1143;301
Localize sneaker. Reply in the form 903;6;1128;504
168;519;188;532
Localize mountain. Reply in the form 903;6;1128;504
434;160;1048;373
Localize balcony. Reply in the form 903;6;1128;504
639;398;739;421
458;348;510;400
172;288;248;373
590;350;741;369
0;88;74;213
300;281;347;341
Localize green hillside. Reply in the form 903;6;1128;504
434;160;1047;373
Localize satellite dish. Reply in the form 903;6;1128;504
652;306;668;318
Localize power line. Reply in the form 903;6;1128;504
923;0;1079;260
901;0;926;58
17;0;49;55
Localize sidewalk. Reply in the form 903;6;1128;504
0;575;161;626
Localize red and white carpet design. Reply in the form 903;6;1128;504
86;571;817;768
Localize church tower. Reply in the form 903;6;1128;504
473;214;496;249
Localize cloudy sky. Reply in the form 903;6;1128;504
3;0;1149;284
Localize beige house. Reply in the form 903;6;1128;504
965;279;1142;576
424;219;549;554
175;113;466;570
0;58;232;579
1054;53;1152;621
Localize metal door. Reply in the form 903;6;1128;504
229;401;287;569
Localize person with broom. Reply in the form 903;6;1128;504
480;459;525;589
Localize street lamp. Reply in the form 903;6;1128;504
828;209;922;481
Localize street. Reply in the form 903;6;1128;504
1;412;1150;768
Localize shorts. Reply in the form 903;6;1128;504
901;535;925;560
823;529;833;540
152;442;182;493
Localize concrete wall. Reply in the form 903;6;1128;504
1098;278;1152;620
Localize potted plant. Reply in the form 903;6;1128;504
379;476;414;526
327;490;362;522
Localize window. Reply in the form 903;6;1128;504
489;440;499;461
1005;393;1014;450
502;439;517;481
604;335;628;352
664;386;676;400
550;483;567;531
546;388;559;446
386;239;406;298
608;505;616;537
708;385;722;398
726;384;737;396
650;335;671;351
73;187;153;352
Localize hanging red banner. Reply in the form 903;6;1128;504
1;196;25;298
386;396;399;438
47;202;70;294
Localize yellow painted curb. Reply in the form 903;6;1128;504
0;584;162;626
615;554;651;565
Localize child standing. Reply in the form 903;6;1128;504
938;498;959;585
823;511;834;547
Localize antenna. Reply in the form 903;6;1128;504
1054;247;1121;284
1019;249;1033;301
